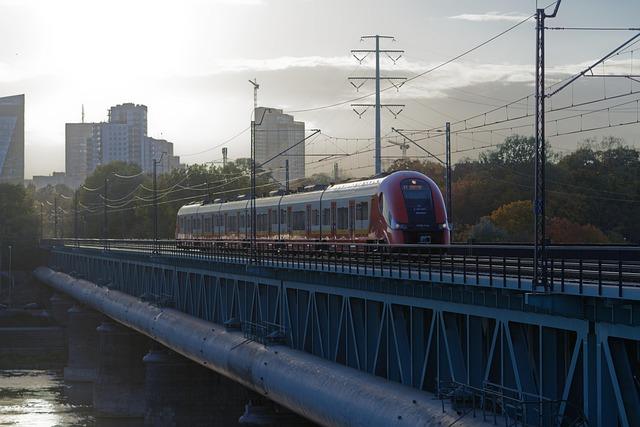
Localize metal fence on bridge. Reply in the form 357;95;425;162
43;238;640;299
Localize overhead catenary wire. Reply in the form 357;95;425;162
284;3;559;114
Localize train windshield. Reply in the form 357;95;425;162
400;179;435;226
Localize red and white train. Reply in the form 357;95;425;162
176;170;450;245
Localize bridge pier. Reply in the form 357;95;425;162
143;345;314;426
49;293;73;326
64;305;103;382
94;321;148;419
143;346;251;426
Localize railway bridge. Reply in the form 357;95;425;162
35;239;640;426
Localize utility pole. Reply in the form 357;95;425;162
249;79;259;109
285;159;290;193
103;177;109;250
534;1;561;291
8;245;12;307
40;203;44;240
74;191;79;245
350;35;406;175
248;79;262;262
445;122;452;234
153;153;166;251
54;196;58;239
222;147;228;168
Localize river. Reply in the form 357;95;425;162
0;370;98;426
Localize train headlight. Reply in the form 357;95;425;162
438;223;449;230
391;218;408;230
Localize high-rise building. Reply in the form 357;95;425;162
100;122;133;165
65;122;101;188
146;137;181;175
0;94;24;184
108;103;148;170
64;102;178;183
254;107;305;188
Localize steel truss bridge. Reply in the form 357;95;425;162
40;239;640;426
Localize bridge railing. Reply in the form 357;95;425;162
42;238;640;297
437;380;588;427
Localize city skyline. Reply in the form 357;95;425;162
1;0;640;178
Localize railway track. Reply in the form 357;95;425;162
44;239;640;293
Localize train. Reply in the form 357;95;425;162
176;170;450;245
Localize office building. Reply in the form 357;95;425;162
254;107;305;187
65;102;178;183
65;122;101;182
108;103;148;170
147;137;181;175
0;94;24;184
32;172;67;190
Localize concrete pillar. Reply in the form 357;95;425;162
94;321;147;419
239;398;316;426
143;347;250;426
49;293;73;326
64;305;103;382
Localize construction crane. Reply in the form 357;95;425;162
388;137;410;159
248;78;259;110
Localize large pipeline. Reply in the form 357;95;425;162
35;266;480;427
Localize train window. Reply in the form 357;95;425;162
322;208;330;226
280;209;286;225
257;213;268;231
204;217;211;233
272;210;279;225
401;178;435;225
337;207;349;230
292;211;305;231
240;214;245;228
356;202;369;221
311;209;319;226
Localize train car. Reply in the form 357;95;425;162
176;170;450;245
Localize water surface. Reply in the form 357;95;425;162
0;370;94;426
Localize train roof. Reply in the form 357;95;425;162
177;173;414;215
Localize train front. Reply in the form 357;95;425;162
375;171;450;245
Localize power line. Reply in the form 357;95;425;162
546;26;640;31
285;4;552;114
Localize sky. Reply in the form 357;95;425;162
1;0;640;178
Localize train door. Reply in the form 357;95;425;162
267;209;272;239
223;213;228;239
349;200;355;240
306;204;311;239
287;206;292;239
331;202;337;239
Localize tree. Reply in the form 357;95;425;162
489;200;533;242
468;217;508;242
548;217;609;244
0;184;39;269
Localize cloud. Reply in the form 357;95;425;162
449;12;532;23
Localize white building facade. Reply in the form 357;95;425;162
254;107;305;188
